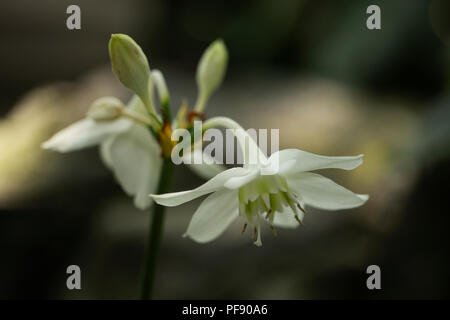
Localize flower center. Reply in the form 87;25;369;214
158;121;177;158
237;174;306;246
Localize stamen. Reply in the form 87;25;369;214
297;203;307;215
265;209;272;219
295;215;304;226
241;223;248;235
270;224;278;236
252;227;257;240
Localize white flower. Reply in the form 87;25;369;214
43;95;162;209
43;34;228;210
43;95;224;210
151;117;369;246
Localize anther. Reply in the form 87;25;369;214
270;224;278;236
295;215;304;226
265;209;272;219
297;203;307;214
241;223;248;235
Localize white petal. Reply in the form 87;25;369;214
272;205;301;229
42;118;132;152
184;149;226;180
287;172;369;210
357;194;369;202
202;117;268;166
184;189;239;243
223;168;259;189
151;167;249;207
99;135;115;169
109;124;162;210
270;149;363;175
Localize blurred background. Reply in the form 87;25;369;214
1;0;449;299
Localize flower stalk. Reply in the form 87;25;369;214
140;157;174;299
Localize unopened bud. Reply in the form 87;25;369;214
195;39;228;112
152;70;170;105
108;34;155;114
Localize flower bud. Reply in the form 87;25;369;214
87;97;124;121
195;39;228;112
152;70;170;105
108;34;154;114
152;70;172;121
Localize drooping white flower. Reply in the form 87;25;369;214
151;117;369;246
43;94;225;210
43;95;162;209
43;34;227;210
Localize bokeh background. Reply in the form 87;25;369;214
1;0;449;299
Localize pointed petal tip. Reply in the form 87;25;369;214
358;194;370;202
148;194;164;205
133;198;151;210
350;154;364;169
41;139;62;152
182;232;213;244
41;140;51;150
147;193;184;207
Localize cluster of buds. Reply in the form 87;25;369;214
108;34;228;142
43;34;229;209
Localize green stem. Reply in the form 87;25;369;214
140;158;174;299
